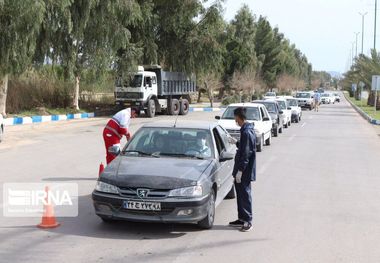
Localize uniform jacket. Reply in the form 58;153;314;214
232;122;257;182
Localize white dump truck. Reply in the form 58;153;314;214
115;65;196;117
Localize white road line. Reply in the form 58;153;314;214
309;116;313;119
288;134;296;141
301;122;307;128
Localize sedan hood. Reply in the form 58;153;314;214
100;156;213;189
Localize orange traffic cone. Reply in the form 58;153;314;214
38;186;60;229
99;162;105;176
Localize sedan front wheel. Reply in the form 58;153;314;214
198;190;216;229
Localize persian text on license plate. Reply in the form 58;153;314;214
123;201;161;211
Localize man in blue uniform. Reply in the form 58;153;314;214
229;107;256;232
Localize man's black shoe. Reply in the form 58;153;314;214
229;220;244;227
240;222;253;232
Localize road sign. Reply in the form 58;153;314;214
371;75;380;91
352;84;357;92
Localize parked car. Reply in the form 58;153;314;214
295;91;315;110
321;93;334;104
92;121;237;229
0;114;4;143
333;92;341;103
285;97;302;123
253;100;284;137
274;98;292;128
216;103;272;152
263;91;276;100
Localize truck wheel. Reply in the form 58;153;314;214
170;99;180;115
146;99;156;118
179;99;189;115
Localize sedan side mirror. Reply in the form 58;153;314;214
263;117;270;121
219;151;234;162
279;110;284;114
108;145;121;156
287;107;292;110
215;116;221;120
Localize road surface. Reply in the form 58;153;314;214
1;97;380;263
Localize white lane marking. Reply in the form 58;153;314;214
301;122;307;128
288;134;296;141
309;116;313;119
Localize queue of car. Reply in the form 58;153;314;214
92;90;339;229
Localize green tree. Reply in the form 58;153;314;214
0;0;45;115
223;5;258;97
35;0;141;110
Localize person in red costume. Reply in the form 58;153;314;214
103;108;132;164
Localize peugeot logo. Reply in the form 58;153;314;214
136;189;149;198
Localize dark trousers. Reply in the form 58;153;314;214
235;179;253;223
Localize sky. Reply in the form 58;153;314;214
223;0;377;73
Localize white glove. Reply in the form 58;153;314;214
235;171;243;184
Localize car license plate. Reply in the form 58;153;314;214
123;201;161;211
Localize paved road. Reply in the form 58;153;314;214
1;96;380;263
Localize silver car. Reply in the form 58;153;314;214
92;121;236;229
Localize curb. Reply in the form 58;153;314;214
3;107;223;126
344;93;380;125
4;112;95;126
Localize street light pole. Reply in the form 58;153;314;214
359;12;368;54
355;32;360;57
375;0;378;50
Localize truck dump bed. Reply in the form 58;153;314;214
145;66;196;96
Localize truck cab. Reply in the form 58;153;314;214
115;65;196;117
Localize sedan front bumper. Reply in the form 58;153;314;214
92;191;210;223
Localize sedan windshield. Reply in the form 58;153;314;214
265;92;276;97
261;102;276;113
277;101;287;110
222;106;260;121
287;99;298;106
296;93;311;98
124;128;214;159
321;93;330;97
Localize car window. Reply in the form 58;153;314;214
260;107;265;120
125;127;214;158
262;102;276;113
277;100;286;110
216;126;234;152
213;127;226;154
222;106;260;121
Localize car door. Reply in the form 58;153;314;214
212;126;234;205
261;106;272;136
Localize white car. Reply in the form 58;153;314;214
274;98;292;128
332;92;341;103
0;114;4;143
285;97;302;123
295;91;315;110
263;91;276;100
216;103;272;152
321;93;334;104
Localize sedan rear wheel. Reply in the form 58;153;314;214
198;190;216;229
256;135;264;152
265;133;271;146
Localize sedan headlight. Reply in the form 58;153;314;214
95;181;119;194
168;185;203;197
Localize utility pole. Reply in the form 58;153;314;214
359;12;368;54
375;0;378;50
355;32;360;57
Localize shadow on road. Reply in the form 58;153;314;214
26;194;239;241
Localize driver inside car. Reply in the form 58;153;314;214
195;131;211;156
